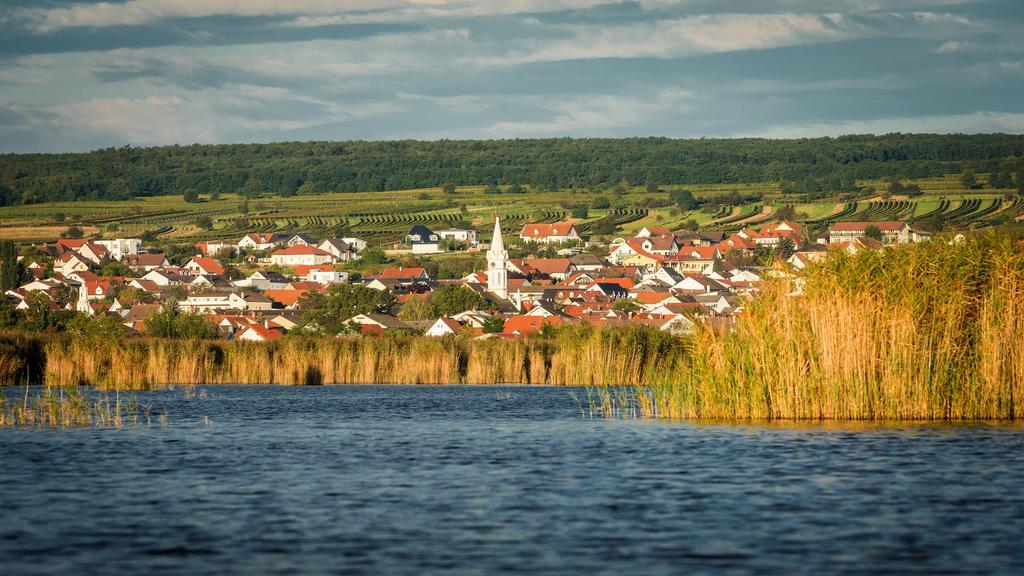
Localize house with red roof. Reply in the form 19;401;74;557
234;324;285;342
379;267;430;281
55;252;91;277
54;239;88;254
183;256;225;276
523;258;573;281
519;222;580;244
237;233;288;251
76;243;109;265
502;315;566;336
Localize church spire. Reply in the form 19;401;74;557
490;215;504;253
487;215;508;299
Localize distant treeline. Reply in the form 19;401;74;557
2;134;1024;205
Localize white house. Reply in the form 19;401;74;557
269;245;335;266
307;268;348;285
234;324;284;342
76;243;109;265
94;238;142;261
343;238;367;254
182;257;225;277
55;253;91;277
406;225;441;254
424;317;463;337
235;270;290;291
196;241;238;257
436;228;478;247
237;233;287;251
178;292;275;313
318;238;355;261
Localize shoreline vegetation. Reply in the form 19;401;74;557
2;233;1021;421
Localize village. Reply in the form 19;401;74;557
3;217;929;341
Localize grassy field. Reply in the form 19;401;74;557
1;178;1020;246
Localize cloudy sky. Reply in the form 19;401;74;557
0;0;1022;152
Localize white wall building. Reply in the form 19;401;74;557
94;238;143;261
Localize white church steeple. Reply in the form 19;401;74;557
487;216;508;299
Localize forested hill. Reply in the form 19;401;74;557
2;134;1024;205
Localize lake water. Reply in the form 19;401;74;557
1;385;1023;575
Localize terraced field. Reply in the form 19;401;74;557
0;181;1018;245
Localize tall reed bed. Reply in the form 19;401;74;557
5;325;687;389
648;233;1024;420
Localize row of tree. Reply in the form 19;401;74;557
3;135;1024;205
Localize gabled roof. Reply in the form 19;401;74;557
503;315;565;335
430;317;463;334
185;256;225;276
351;313;410;330
520;222;577;239
264;289;307;307
319;238;350;251
591;277;635;290
380;267;428;279
524;258;572;275
236;324;284;341
568;253;605;266
675;246;719;259
242;233;288;244
287;233;316;243
407;225;438;244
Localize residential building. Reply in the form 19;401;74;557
519;222;580;244
269;245;335;266
829;221;913;244
407;225;441;254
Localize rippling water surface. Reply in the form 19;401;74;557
1;385;1023;575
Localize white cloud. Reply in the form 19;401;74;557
466;13;851;66
47;84;405;146
936;40;975;53
746;112;1024;138
487;88;694;136
52;96;214;144
20;0;624;32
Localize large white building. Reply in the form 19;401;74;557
94;238;143;261
436;228;478;247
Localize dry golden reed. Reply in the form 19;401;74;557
0;326;685;389
646;232;1024;420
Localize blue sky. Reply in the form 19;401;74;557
1;0;1023;152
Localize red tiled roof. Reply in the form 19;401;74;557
264;289;307;307
186;257;225;276
295;264;334;276
520;222;577;239
524;258;572;275
55;239;88;252
591;277;635;290
238;324;284;341
380;267;428;279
